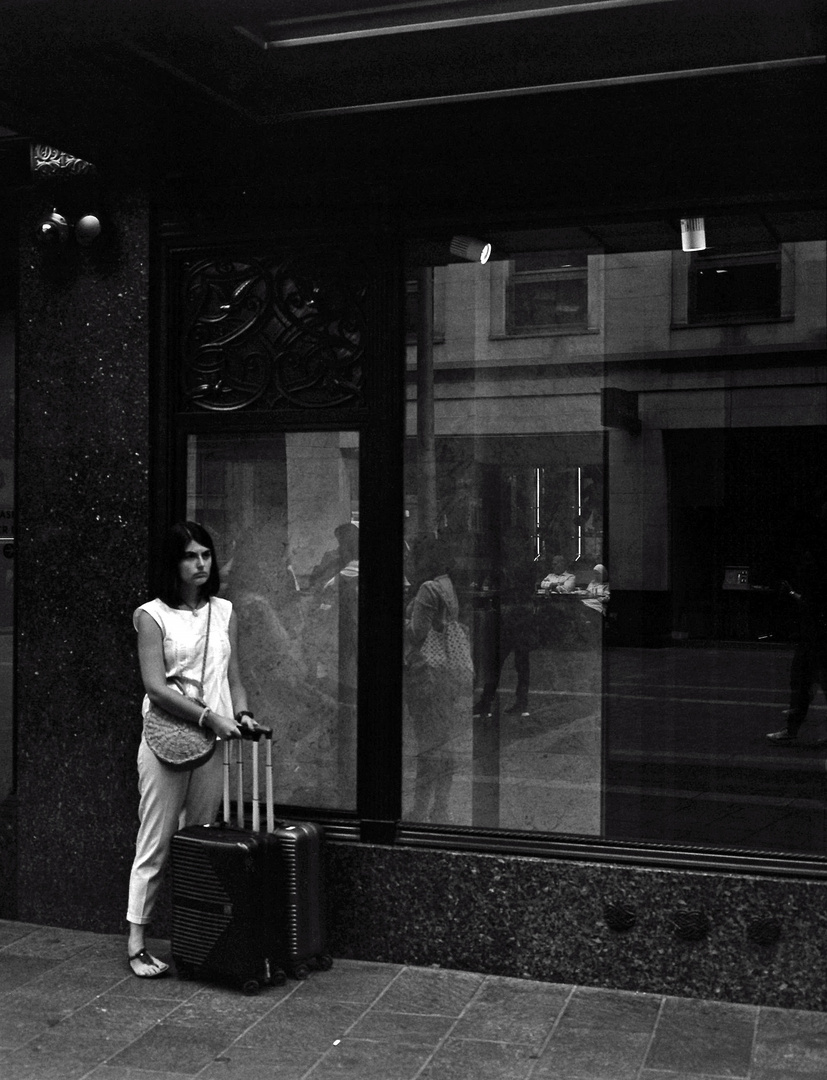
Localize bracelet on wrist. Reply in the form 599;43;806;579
235;710;254;723
197;707;210;729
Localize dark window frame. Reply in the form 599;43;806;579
153;221;406;844
151;209;827;882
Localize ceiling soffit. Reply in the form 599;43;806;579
0;0;823;209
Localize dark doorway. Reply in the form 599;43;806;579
605;425;827;856
667;426;827;643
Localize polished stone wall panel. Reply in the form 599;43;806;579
326;843;827;1011
15;190;151;932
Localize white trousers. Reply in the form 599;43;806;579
126;735;224;926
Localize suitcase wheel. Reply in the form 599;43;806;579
175;961;196;981
241;978;261;996
288;962;311;981
270;967;287;987
316;953;334;972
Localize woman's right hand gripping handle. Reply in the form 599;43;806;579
205;710;271;741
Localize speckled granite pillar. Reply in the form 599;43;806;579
326;844;827;1011
15;189;150;933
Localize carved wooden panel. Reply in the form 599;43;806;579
178;249;367;411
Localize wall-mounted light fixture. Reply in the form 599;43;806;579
36;208;102;248
75;214;102;246
37;209;70;246
450;235;492;264
680;217;706;252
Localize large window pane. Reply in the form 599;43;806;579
404;230;826;857
403;260;606;830
187;431;359;811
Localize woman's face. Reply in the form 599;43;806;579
179;539;212;590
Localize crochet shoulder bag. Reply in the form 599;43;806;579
413;579;474;679
143;599;217;770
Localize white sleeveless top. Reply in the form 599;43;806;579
134;597;234;719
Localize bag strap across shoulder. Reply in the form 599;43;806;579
197;599;212;698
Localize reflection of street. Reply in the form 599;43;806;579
403;642;604;832
605;645;827;856
404;642;827;856
470;645;603;834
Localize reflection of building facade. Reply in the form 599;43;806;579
406;243;825;644
1;0;826;1011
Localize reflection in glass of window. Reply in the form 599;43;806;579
689;247;781;322
187;431;359;811
507;251;588;333
401;253;607;834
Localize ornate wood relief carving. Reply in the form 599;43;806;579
179;251;367;411
30;145;98;181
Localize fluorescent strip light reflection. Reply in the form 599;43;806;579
255;1;677;48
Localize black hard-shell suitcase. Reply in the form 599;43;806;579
271;817;330;981
170;730;331;992
171;731;284;994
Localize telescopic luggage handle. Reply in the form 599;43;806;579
223;727;274;833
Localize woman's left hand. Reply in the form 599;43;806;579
238;715;259;738
203;710;247;740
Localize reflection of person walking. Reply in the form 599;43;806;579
767;524;827;745
473;532;538;719
405;536;472;822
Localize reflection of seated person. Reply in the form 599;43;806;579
540;555;576;594
580;563;610;615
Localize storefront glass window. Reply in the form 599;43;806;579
403;229;826;857
187;431;359;812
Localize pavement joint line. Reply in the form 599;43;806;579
410;968;490;1080
296;963;425;1080
746;1003;762;1080
633;993;668;1080
525;983;578;1080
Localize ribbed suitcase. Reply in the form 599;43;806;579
171;730;286;994
170;730;332;991
271;818;330;980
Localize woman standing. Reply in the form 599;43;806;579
126;522;256;977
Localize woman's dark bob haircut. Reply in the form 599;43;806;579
158;521;222;607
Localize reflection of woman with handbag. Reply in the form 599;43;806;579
126;521;256;978
404;535;473;823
